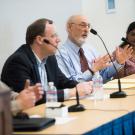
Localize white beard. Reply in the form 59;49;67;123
77;38;86;46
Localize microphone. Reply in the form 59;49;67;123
43;39;50;44
121;37;129;44
121;37;133;47
90;29;126;98
44;39;85;112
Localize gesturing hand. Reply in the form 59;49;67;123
115;45;133;64
24;79;44;102
92;54;112;72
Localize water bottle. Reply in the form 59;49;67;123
46;82;57;103
92;72;104;100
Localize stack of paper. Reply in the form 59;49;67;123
108;78;135;83
103;78;135;89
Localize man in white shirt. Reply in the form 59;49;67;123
1;18;93;104
56;15;132;83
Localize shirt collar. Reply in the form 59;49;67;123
66;38;80;54
32;50;47;65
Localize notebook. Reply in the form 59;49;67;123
13;117;55;131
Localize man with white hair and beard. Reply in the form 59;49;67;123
56;15;132;83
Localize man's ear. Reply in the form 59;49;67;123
35;36;43;45
67;23;72;33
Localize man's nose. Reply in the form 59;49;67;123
57;37;61;43
84;28;89;33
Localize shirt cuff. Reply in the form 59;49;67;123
113;60;124;70
82;70;93;81
11;99;23;116
11;91;19;100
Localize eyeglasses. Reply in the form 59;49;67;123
71;23;90;29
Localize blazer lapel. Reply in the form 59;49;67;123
24;44;41;83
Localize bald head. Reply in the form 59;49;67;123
66;15;90;46
67;15;89;26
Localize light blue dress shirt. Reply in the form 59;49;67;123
34;53;49;91
56;38;123;83
33;52;70;99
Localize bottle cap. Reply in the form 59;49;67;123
48;82;54;86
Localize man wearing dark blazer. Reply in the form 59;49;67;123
1;18;92;105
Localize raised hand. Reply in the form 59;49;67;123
115;45;133;64
16;89;36;110
28;83;43;102
24;79;43;102
24;79;30;89
92;54;112;72
69;81;93;97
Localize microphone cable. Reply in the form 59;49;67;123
44;39;85;112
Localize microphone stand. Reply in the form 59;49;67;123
68;86;85;112
44;39;85;112
56;48;85;112
90;29;126;98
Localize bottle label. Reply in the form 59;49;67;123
46;90;56;94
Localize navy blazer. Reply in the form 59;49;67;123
1;44;78;104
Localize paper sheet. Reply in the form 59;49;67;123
107;78;135;83
55;116;76;125
103;83;135;89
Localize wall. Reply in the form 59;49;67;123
0;0;82;72
0;0;135;72
82;0;135;55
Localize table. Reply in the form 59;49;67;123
14;74;135;134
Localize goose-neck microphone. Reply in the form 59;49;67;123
121;37;129;44
44;39;85;112
90;29;126;98
121;37;134;46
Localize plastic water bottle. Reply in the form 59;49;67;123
46;82;57;103
92;72;104;100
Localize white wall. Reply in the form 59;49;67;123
0;0;135;73
82;0;135;54
0;0;82;72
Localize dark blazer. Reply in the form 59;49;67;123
1;44;78;104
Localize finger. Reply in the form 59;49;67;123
106;63;111;67
117;47;120;52
104;56;110;62
127;47;133;53
115;47;119;54
32;98;36;105
30;94;36;100
24;79;30;89
39;90;44;95
89;81;93;85
124;44;130;50
35;83;42;87
103;54;109;59
124;47;133;56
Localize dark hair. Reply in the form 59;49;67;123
26;18;53;45
120;21;135;48
126;21;135;34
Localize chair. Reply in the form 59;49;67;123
0;88;12;135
